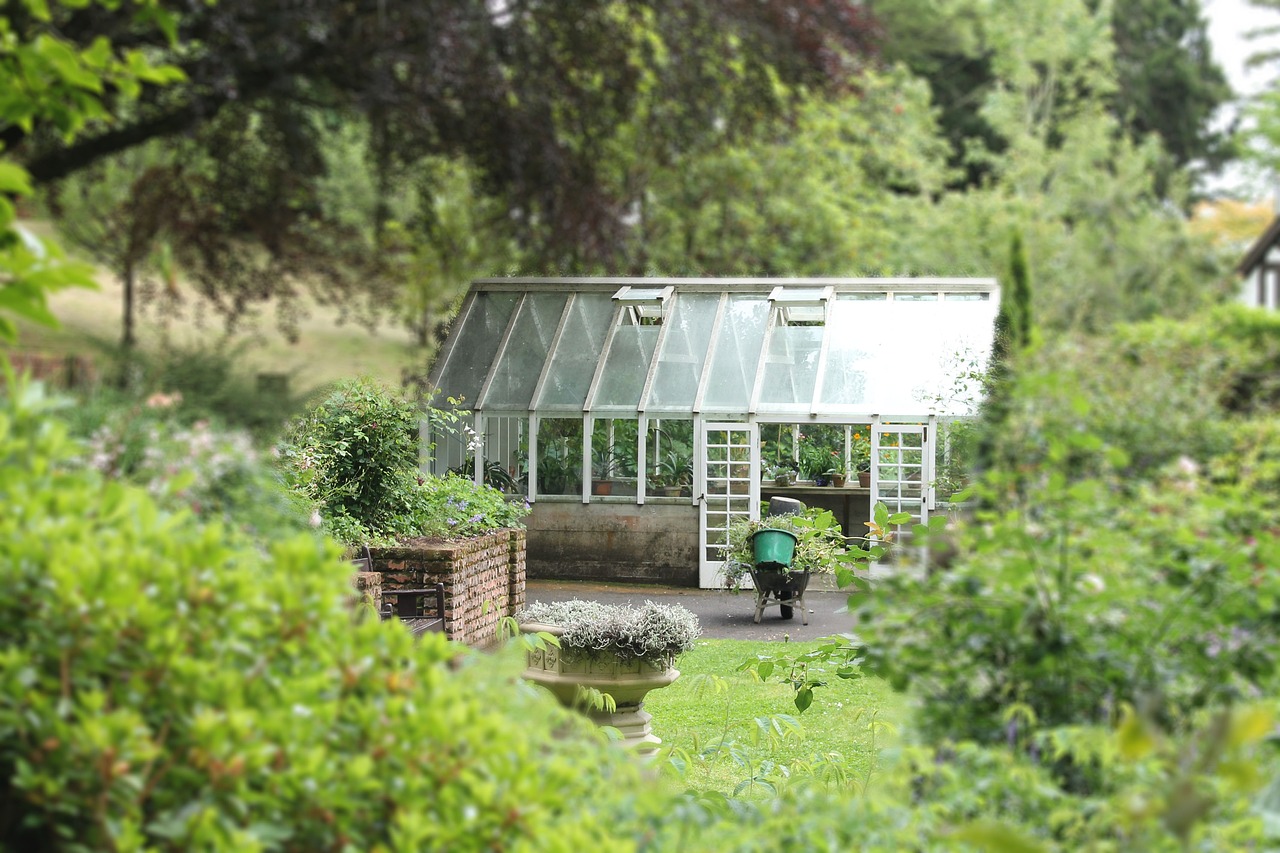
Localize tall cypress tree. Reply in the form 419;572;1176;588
977;230;1033;472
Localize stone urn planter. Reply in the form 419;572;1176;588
517;601;700;755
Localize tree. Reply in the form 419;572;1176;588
1109;0;1233;183
12;2;878;260
0;0;183;345
866;0;1232;190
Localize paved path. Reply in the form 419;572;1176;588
524;578;859;642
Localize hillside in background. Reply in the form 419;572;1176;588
3;220;421;395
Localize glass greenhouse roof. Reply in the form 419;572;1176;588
430;278;1000;418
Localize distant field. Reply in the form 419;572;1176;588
6;221;424;394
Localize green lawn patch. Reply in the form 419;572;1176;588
645;638;902;797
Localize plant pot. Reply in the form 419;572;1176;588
813;475;829;487
832;474;847;487
750;528;798;570
592;479;613;495
858;471;871;488
661;486;682;497
519;622;679;754
774;474;792;487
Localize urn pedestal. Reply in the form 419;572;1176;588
520;622;679;754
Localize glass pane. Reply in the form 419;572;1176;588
537;293;614;409
593;324;660;409
590;418;639;498
535;418;582;497
759;325;823;410
482;293;567;409
820;296;996;414
646;419;693;496
481;416;526;496
703;297;769;410
433;292;518;407
645;293;718;412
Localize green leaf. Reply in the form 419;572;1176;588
950;820;1048;853
0;162;34;196
794;686;813;713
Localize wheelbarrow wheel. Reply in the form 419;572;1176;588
779;589;794;620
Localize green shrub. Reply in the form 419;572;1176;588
74;400;307;542
412;473;530;539
278;379;528;544
0;376;658;850
277;377;421;537
90;341;308;440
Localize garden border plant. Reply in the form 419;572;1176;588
277;376;528;546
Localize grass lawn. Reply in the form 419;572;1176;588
645;638;903;796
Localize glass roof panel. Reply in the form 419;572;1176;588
481;293;567;409
645;293;719;412
593;322;660;409
536;292;615;410
758;324;824;411
433;292;519;408
703;296;769;411
821;296;996;415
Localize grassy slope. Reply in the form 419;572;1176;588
647;639;902;796
7;222;422;393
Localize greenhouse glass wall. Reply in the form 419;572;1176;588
426;277;1000;588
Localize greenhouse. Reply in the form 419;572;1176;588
426;277;1000;587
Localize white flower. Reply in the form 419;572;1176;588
309;509;323;528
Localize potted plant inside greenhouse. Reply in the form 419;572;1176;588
766;463;796;487
852;431;872;488
516;600;700;753
591;444;617;495
721;509;846;623
828;457;847;488
654;448;692;497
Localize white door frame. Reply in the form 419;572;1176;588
870;419;934;548
697;420;759;588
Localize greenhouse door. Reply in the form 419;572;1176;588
870;423;933;548
698;422;759;588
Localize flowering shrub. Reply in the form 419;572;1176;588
413;474;530;539
77;395;305;541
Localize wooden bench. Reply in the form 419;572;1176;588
380;584;447;637
350;546;447;637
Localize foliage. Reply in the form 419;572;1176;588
277;378;422;536
412;474;530;540
518;600;700;668
850;430;871;473
653;447;693;489
278;379;526;544
74;397;307;543
845;307;1280;801
16;0;876;278
533;418;586;496
0;0;183;345
0;374;669;850
721;508;851;589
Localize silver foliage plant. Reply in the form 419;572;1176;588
518;600;700;666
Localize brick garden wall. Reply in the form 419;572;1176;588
368;529;526;648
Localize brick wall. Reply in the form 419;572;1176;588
368;529;526;648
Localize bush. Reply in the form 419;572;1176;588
0;376;659;850
278;378;528;544
518;600;700;667
92;341;308;440
277;377;421;537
